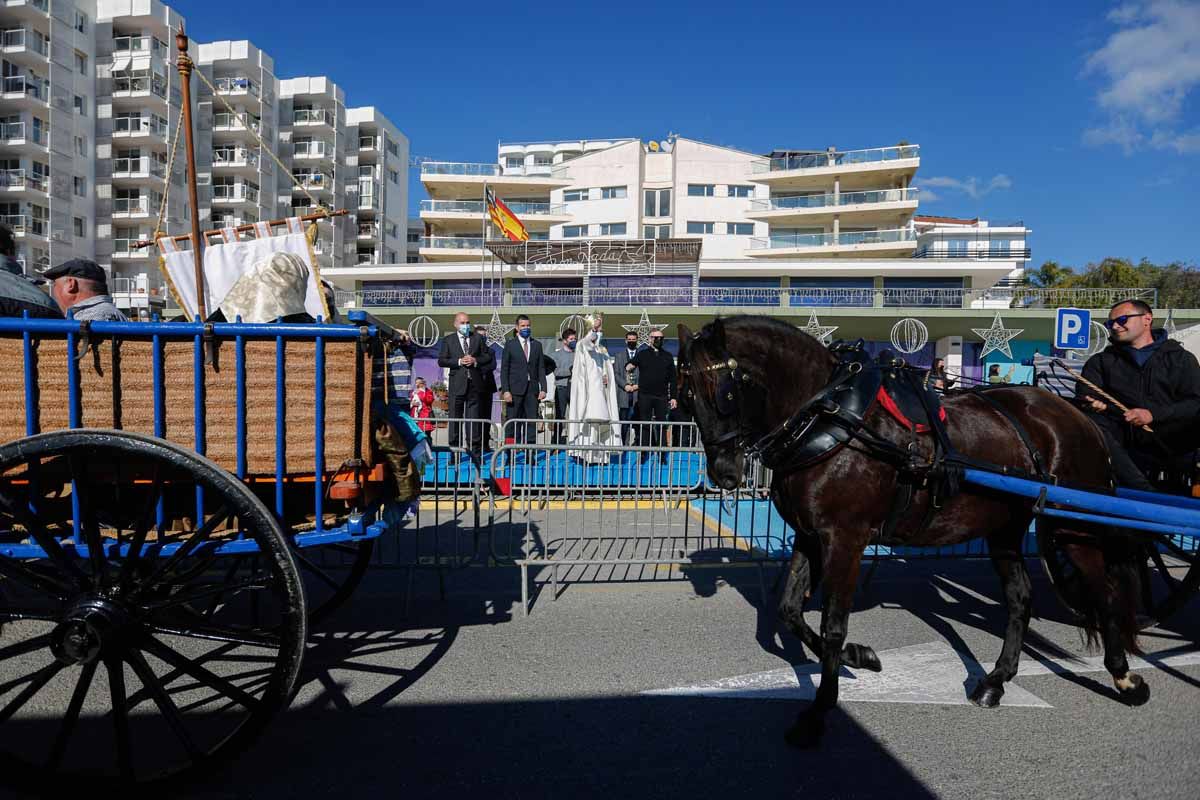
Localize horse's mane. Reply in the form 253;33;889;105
693;315;834;366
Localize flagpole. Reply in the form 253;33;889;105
175;26;206;320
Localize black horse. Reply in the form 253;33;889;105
677;315;1147;747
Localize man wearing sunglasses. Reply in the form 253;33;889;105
1079;299;1200;490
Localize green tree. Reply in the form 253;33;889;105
1024;260;1077;288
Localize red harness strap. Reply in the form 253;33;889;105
875;386;947;434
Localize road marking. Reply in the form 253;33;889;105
642;641;1200;708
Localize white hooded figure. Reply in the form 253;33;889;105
567;313;621;461
219;252;311;323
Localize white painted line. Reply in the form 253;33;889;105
642;641;1200;708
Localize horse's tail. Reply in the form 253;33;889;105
1050;527;1143;655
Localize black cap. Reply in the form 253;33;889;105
43;258;108;286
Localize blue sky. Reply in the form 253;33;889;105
172;0;1199;270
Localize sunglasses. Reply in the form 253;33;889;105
1102;313;1148;330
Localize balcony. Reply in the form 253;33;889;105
746;187;919;225
212;148;260;173
357;186;379;211
212;112;262;136
293;108;334;128
292;171;332;193
748;226;919;258
214;76;260;100
113;115;168;141
1;0;49;19
111;238;151;259
1;75;47;107
421;161;571;199
0;168;47;194
212;183;260;204
356;250;377;265
418;199;570;228
0;213;28;235
750;145;920;191
112;156;167;182
359;135;378;151
357;222;379;239
112;35;169;60
0;120;48;152
112;196;153;218
292;140;332;160
1;28;48;64
418;235;485;260
112;74;167;101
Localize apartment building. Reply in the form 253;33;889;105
345;105;407;269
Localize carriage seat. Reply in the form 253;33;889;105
875;355;947;434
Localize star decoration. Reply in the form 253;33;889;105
622;309;667;347
483;309;513;348
971;312;1023;359
798;311;838;345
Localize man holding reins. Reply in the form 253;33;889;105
1079;299;1200;491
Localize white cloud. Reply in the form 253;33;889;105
916;174;1012;201
1083;1;1200;153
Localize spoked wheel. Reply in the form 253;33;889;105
1037;521;1200;628
0;430;306;790
292;538;375;626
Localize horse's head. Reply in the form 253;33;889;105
677;318;759;490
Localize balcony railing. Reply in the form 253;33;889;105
292;171;331;189
752;145;921;174
0;168;46;191
213;183;260;203
2;28;47;55
356;251;377;265
114;115;168;138
419;199;566;216
357;223;379;238
292;141;331;158
751;227;918;249
111;238;150;258
112;75;167;98
213;112;261;133
0;213;27;233
113;196;152;216
750;187;919;212
214;77;260;98
420;236;485;250
293;108;333;126
4;0;49;12
0;121;23;141
421;162;501;177
2;74;46;100
913;247;1032;260
336;286;1157;311
212;148;259;168
359;135;378;150
110;276;167;296
357;193;378;210
112;35;168;59
112;157;166;178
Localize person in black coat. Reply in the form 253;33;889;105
500;315;548;444
437;311;494;455
1079;299;1200;490
628;331;677;448
613;332;641;445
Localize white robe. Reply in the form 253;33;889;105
567;330;621;461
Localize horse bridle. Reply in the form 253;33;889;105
680;355;759;447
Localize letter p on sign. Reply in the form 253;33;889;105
1055;307;1090;350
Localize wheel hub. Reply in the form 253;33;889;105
50;595;135;665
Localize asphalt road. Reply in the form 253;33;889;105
170;557;1200;800
4;557;1197;799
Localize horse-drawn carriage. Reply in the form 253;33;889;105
0;310;417;788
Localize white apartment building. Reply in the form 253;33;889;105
0;0;96;278
345;106;407;268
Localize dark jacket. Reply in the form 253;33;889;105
500;336;548;396
0;270;62;319
437;331;495;398
614;346;640;410
629;346;677;399
1080;332;1200;457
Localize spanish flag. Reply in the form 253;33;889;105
486;186;529;242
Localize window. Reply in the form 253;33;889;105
72;176;85;197
727;222;754;236
406;255;419;263
385;249;396;262
686;221;715;234
389;168;399;184
74;11;88;33
643;188;670;217
73;217;85;238
387;140;399;157
407;232;421;244
74;51;87;75
688;184;715;197
947;238;968;256
387;223;398;238
505;156;523;169
564;188;589;202
563;225;587;238
727;185;754;198
643;224;671;239
532;154;552;166
988;239;1011;257
73;95;87;116
599;222;626;236
601;185;626;199
75;136;86;156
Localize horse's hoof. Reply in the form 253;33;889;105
1118;674;1150;707
783;715;824;749
842;643;882;672
969;682;1004;708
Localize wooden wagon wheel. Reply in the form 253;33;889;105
1037;520;1199;628
0;430;306;790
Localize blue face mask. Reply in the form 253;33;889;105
518;328;532;338
458;323;472;337
566;340;576;350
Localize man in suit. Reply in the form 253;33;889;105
501;314;548;444
475;323;499;453
628;331;677;449
437;311;494;457
613;331;641;445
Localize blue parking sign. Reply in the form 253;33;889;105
1055;307;1090;350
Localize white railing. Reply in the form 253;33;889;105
0;213;27;233
112;74;167;98
2;28;47;55
2;74;46;99
214;76;260;97
358;192;378;210
0;121;23;141
359;135;378;150
751;227;918;249
292;171;331;189
293;108;333;126
292;140;331;158
112;157;166;177
419;199;565;216
110;276;167;295
356;251;377;265
112;196;151;216
357;223;379;238
212;183;260;203
421;161;501;177
752;145;921;174
212;112;261;133
0;168;46;191
113;115;168;138
212;148;259;168
750;187;919;212
111;238;150;258
420;236;484;250
111;35;168;59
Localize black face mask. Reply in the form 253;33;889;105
626;341;638;350
651;340;663;349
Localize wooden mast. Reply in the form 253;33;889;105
175;26;207;320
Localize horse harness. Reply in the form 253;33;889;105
688;340;1052;542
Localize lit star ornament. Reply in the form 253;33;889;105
483;309;513;348
798;312;838;345
971;312;1023;359
622;309;666;347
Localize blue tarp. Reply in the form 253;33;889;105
423;449;707;489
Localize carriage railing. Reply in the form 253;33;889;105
0;312;388;554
